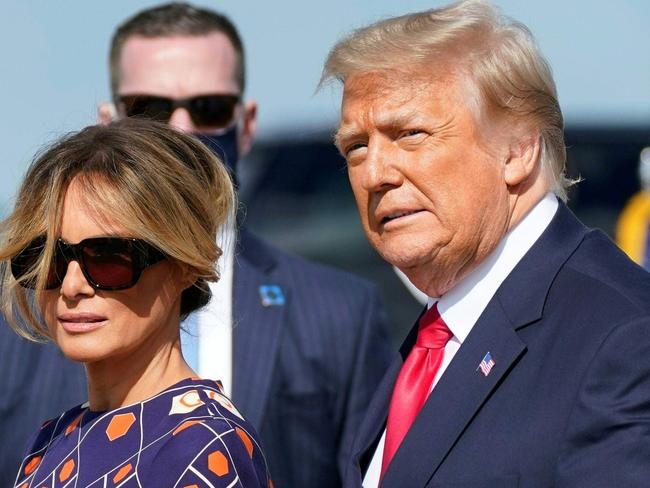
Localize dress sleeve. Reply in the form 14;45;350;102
12;409;77;488
152;419;272;488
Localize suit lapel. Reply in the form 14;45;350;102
382;301;526;486
382;203;588;486
345;312;422;486
232;230;288;428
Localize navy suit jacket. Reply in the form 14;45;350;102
0;229;392;488
0;326;86;487
346;203;650;487
233;230;393;487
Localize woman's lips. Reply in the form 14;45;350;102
57;313;108;333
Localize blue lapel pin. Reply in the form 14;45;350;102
259;285;285;307
476;351;496;377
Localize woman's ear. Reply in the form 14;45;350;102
173;262;199;291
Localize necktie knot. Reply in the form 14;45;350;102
416;304;452;349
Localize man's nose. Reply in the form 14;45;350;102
361;143;403;192
167;107;196;133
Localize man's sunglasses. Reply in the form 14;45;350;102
117;94;240;128
11;236;166;291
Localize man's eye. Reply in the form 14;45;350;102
345;142;367;156
400;129;425;138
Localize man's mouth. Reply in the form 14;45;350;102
382;209;422;224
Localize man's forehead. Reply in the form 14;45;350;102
341;65;458;106
117;33;239;95
343;71;419;100
120;32;237;62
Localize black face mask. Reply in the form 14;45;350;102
194;125;240;187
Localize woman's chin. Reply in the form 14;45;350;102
61;351;99;364
56;341;109;364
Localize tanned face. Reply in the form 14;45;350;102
338;69;542;297
41;180;189;367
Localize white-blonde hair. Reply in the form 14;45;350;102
322;0;573;200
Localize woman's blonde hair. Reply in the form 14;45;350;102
0;118;235;340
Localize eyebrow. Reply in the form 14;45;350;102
334;107;426;151
333;125;360;153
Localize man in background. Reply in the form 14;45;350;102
322;0;650;486
100;3;393;487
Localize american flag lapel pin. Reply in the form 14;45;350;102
477;351;495;377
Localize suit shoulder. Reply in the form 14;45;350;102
244;232;380;294
560;229;650;316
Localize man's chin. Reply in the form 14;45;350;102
381;247;454;297
380;249;430;277
373;233;434;265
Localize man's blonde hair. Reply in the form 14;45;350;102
322;0;572;200
0;118;235;340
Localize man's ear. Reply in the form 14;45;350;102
97;102;118;125
504;133;541;188
238;99;258;157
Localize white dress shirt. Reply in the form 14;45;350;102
363;193;558;487
180;219;235;397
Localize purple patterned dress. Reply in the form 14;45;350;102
13;377;272;487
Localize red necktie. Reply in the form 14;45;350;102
380;304;452;478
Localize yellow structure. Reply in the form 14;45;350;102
616;146;650;269
616;190;650;267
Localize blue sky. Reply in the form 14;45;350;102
1;0;648;209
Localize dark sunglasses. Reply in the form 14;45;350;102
11;236;166;291
117;94;240;128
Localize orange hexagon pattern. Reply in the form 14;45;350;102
65;413;83;436
12;378;271;488
59;459;75;482
105;412;136;441
236;427;254;458
208;450;229;477
112;463;133;484
24;456;41;476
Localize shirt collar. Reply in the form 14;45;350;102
218;213;237;256
427;193;559;342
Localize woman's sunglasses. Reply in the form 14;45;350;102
116;93;240;128
11;236;166;291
